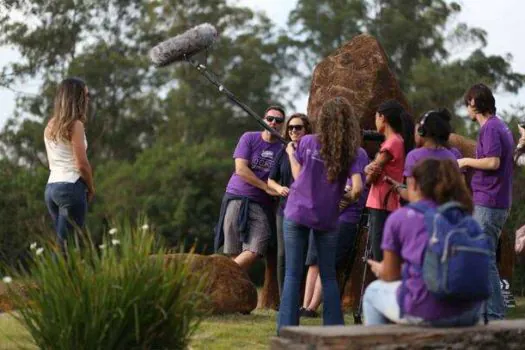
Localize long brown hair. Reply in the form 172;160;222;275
412;159;473;213
46;77;89;142
317;97;361;183
283;113;312;141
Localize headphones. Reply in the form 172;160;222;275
417;110;436;137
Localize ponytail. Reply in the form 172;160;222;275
377;100;414;155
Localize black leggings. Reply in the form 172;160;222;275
368;209;391;261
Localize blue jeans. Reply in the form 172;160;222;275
363;280;481;326
473;205;509;321
277;219;344;334
44;179;88;249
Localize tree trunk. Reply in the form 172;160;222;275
258;246;280;310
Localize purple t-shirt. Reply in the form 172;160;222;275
403;147;458;177
449;147;462;159
471;116;515;209
284;135;360;231
339;148;369;224
382;200;480;320
225;131;283;206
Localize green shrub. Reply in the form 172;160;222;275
3;220;207;350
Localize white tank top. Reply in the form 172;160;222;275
44;133;87;183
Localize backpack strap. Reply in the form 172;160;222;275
406;201;432;214
399;201;432;319
436;201;465;214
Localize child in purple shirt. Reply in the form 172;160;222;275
363;158;481;326
389;109;458;201
277;97;362;333
458;84;515;320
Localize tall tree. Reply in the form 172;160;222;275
287;0;525;117
0;0;295;166
0;0;295;266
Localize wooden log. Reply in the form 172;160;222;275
271;320;525;349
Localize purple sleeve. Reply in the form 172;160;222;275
381;211;402;255
233;133;252;160
403;152;415;177
480;127;502;158
450;147;462;159
348;149;369;177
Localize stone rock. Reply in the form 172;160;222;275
258;248;280;310
449;133;476;158
307;34;411;135
163;254;258;315
0;281;34;313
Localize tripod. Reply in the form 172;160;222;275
353;209;372;325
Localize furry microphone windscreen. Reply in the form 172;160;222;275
149;23;218;67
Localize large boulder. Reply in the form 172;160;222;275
449;133;476;158
0;281;34;313
164;254;258;315
307;34;410;135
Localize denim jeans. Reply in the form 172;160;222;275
276;214;285;298
368;209;390;261
44;179;88;249
473;205;510;321
277;219;344;334
363;280;481;326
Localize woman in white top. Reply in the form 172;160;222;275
44;77;95;249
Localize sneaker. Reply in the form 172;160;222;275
301;308;319;318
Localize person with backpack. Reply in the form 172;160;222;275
363;158;488;326
458;84;515;321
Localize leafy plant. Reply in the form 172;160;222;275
3;220;207;350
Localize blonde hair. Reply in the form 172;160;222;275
46;77;89;142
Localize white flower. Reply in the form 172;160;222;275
111;239;120;246
30;242;37;250
36;247;44;256
108;228;118;235
141;224;149;230
2;276;12;284
99;244;106;250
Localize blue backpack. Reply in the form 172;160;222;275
400;201;491;309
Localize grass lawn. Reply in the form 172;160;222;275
1;299;524;350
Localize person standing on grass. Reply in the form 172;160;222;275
388;109;458;202
215;106;284;271
267;113;312;298
457;83;515;321
44;77;95;251
364;100;411;262
299;146;369;318
277;96;362;333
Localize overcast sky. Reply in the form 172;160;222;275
0;0;523;127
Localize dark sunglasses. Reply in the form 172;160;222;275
288;125;304;131
265;115;284;123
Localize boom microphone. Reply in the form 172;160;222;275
149;23;287;144
149;23;218;67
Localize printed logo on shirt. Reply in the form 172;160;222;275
306;149;324;163
251;150;275;171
